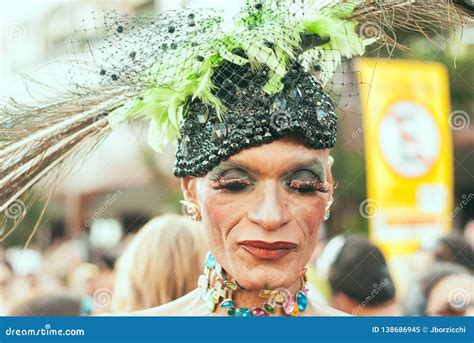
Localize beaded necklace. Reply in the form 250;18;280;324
198;251;309;316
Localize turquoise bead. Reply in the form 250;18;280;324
235;308;251;317
205;251;216;268
220;300;235;308
215;262;222;274
297;291;308;311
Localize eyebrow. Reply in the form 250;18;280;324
216;158;325;176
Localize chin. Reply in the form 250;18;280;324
235;266;296;290
224;249;300;289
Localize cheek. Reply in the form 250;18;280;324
290;196;326;240
202;192;228;231
197;186;249;248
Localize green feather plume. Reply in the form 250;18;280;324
108;0;372;152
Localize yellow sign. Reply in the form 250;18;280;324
356;58;453;256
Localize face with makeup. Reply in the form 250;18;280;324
181;135;333;290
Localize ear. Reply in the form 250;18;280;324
180;176;197;202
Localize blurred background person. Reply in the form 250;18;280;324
69;263;101;315
0;259;14;315
2;247;46;314
403;262;473;316
8;293;83;316
464;220;474;249
112;214;207;312
318;234;399;316
1;239;119;316
93;252;117;295
433;232;473;271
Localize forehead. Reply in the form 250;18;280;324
435;274;473;292
428;274;474;308
216;136;328;176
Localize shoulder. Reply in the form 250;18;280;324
126;288;207;316
304;299;350;316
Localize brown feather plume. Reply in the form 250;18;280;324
351;0;473;53
0;87;130;212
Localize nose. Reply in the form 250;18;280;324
247;180;291;231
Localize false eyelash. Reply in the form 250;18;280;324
289;179;330;193
210;177;252;190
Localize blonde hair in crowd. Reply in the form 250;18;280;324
112;214;207;312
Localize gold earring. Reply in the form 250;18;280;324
180;200;202;221
324;197;333;221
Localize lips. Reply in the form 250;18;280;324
238;240;297;260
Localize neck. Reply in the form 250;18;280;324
198;251;309;316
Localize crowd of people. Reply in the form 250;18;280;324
1;216;472;317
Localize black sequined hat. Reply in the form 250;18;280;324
91;2;375;179
174;61;337;177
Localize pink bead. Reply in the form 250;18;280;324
251;307;269;316
284;297;296;315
